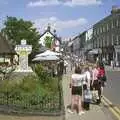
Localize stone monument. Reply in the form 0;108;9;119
14;39;33;72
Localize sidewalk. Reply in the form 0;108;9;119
62;67;113;120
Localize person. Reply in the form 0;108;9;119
64;60;68;74
91;64;100;104
102;57;106;65
83;66;91;110
97;65;106;98
68;67;85;115
111;60;115;69
84;66;91;89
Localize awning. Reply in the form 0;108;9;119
88;48;102;54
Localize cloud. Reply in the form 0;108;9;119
27;0;102;7
33;16;87;32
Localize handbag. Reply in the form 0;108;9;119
84;89;92;103
100;75;107;82
92;90;99;102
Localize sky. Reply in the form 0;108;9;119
0;0;120;40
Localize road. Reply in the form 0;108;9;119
104;70;120;109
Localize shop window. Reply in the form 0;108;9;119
118;36;120;45
112;20;114;28
116;19;119;27
100;27;102;33
114;35;117;45
111;35;114;45
116;35;119;45
107;24;109;31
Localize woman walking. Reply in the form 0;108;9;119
91;64;101;104
97;64;106;98
68;67;85;115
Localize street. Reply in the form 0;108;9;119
104;70;120;109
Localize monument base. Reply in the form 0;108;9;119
14;66;33;72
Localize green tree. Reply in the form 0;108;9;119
1;16;40;52
44;36;53;48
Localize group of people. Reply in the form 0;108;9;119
68;62;107;115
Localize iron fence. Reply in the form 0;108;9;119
0;92;63;114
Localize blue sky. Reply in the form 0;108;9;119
0;0;120;40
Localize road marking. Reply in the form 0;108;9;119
102;96;120;120
103;96;120;115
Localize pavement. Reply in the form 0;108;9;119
62;66;115;120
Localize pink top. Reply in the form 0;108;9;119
92;68;99;81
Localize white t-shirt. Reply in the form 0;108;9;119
84;71;91;88
71;74;84;87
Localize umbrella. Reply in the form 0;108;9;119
32;55;59;61
35;50;62;57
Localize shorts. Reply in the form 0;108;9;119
72;86;82;96
92;80;101;90
101;81;105;87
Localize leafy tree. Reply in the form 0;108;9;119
44;36;53;49
1;16;40;52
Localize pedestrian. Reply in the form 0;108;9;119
97;65;107;98
68;67;85;115
64;60;68;74
111;60;115;69
82;66;92;110
84;66;91;89
91;64;100;104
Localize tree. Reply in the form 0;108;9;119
44;36;53;49
1;16;40;52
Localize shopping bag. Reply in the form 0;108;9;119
92;90;99;102
84;90;92;103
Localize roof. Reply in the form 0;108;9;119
0;33;16;54
40;28;61;44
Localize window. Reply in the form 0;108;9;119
103;26;105;32
116;19;119;27
98;39;100;47
113;35;117;45
100;38;102;47
102;37;105;47
100;27;102;33
107;35;109;46
112;20;114;28
112;35;116;45
107;24;109;31
116;35;119;45
97;38;99;48
97;28;100;35
104;36;107;47
118;17;120;27
118;36;120;45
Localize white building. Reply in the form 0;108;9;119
39;25;61;52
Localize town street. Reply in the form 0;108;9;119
104;70;120;109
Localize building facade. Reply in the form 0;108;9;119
39;25;61;52
92;6;120;65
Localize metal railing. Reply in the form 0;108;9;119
0;93;61;113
